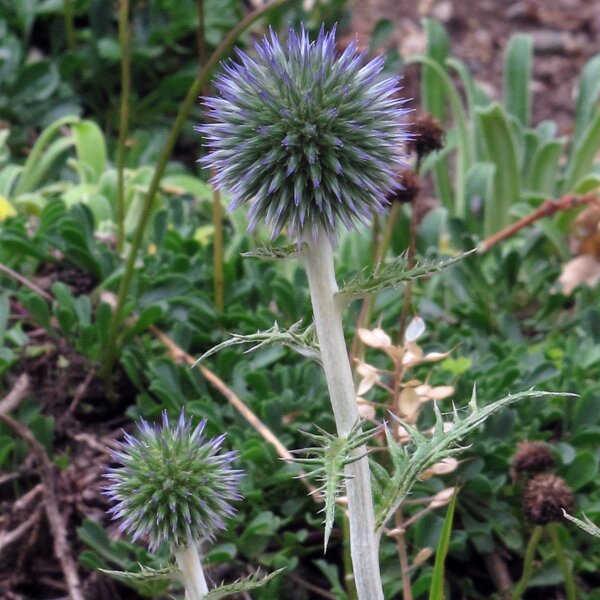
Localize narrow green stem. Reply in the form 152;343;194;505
198;0;224;312
175;541;209;600
511;526;543;600
548;524;577;600
212;184;224;312
63;0;75;49
302;230;384;600
100;0;290;376
116;0;131;253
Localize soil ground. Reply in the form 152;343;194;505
350;0;600;134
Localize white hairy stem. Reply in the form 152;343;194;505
302;230;384;600
175;540;209;600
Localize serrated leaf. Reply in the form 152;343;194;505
99;564;179;584
204;568;285;599
337;249;477;300
194;321;320;365
241;244;301;260
374;389;575;532
293;422;379;551
563;511;600;538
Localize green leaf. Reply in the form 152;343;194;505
369;19;394;52
99;564;178;584
504;34;533;127
476;104;521;236
338;249;477;300
161;174;213;201
564;451;598;491
562;110;600;193
71;120;107;184
573;55;600;147
194;321;319;365
563;512;600;539
293;422;379;551
13;115;80;197
374;389;574;531
527;139;565;195
0;294;8;341
429;489;458;600
421;19;450;120
204;568;285;600
241;243;301;261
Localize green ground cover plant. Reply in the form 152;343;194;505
0;1;599;599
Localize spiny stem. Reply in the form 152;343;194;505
175;541;209;600
302;230;384;600
100;0;290;377
547;524;577;600
511;526;543;600
116;0;131;253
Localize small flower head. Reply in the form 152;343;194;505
511;440;555;476
201;26;408;241
388;168;420;204
406;112;444;158
105;411;242;551
522;473;575;525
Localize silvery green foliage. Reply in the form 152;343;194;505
194;321;320;365
99;564;178;585
241;243;301;260
293;422;379;551
337;248;478;300
563;511;600;538
105;411;242;551
201;26;407;241
204;568;286;600
372;389;571;532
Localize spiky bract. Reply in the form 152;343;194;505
105;411;242;551
201;26;407;241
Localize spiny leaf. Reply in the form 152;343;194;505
293;422;379;551
99;563;178;583
204;568;285;599
337;249;477;300
194;321;320;366
563;511;600;538
241;243;301;260
374;389;575;532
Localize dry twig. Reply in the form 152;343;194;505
149;325;323;503
0;374;30;416
0;413;84;600
481;191;599;252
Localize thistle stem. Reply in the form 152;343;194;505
302;230;384;600
175;541;209;600
547;524;577;600
511;525;543;600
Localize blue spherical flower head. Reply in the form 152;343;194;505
105;411;242;552
201;26;408;242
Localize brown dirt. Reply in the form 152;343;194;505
349;0;600;134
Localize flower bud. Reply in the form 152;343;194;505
105;411;242;551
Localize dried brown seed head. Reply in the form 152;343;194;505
407;112;445;158
512;441;555;475
388;169;421;204
522;473;575;525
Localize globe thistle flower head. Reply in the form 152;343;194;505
105;411;242;552
201;25;408;242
